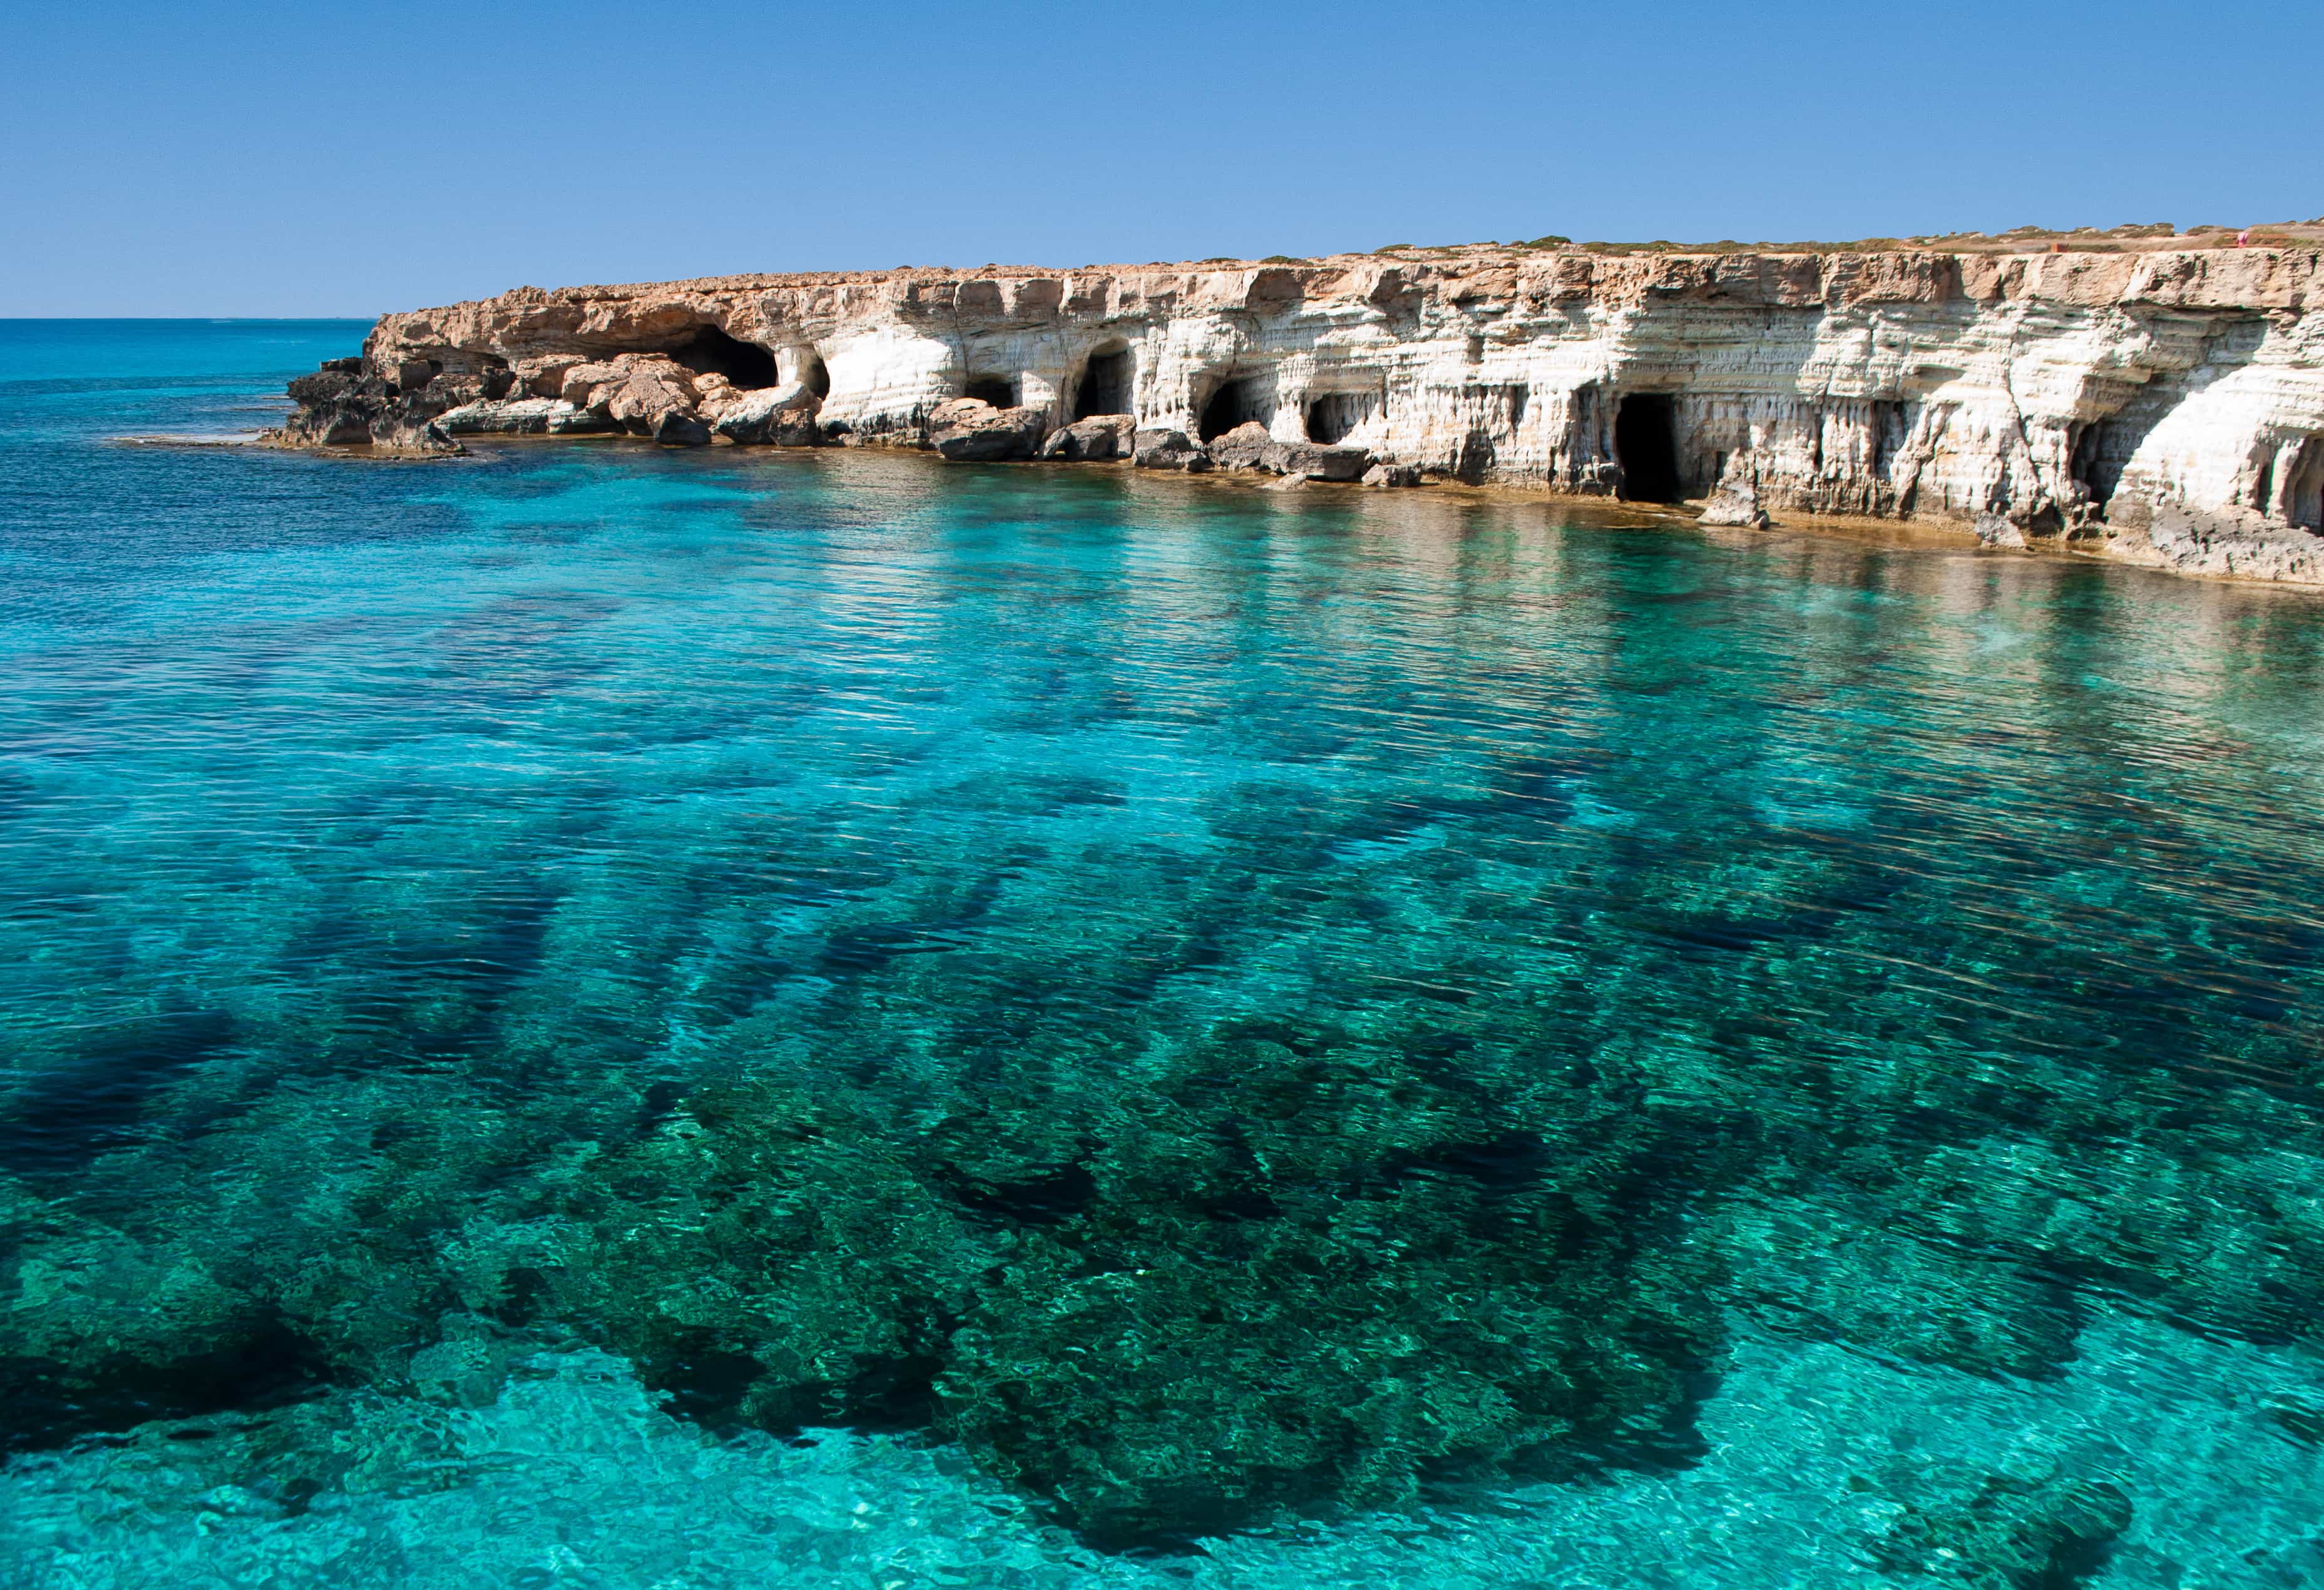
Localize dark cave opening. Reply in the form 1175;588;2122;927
1305;393;1369;444
2285;438;2324;531
1199;377;1267;443
1871;400;1905;480
1615;394;1684;502
1073;349;1134;419
2070;409;2168;519
963;375;1017;409
797;349;832;399
671;327;779;390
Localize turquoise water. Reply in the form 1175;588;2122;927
6;322;2324;1587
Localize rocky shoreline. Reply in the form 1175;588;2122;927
272;242;2324;581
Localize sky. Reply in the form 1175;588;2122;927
6;1;2318;316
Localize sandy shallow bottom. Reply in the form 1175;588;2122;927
8;1312;2321;1589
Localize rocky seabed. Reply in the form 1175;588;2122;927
275;247;2324;581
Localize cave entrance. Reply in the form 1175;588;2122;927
1305;392;1373;444
963;375;1016;408
1198;376;1267;442
794;348;832;399
1615;393;1684;502
672;327;778;389
2285;437;2324;531
1073;347;1134;420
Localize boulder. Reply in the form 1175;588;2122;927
514;355;583;399
1974;512;2027;548
558;362;625;406
928;397;1050;461
1208;421;1276;471
1132;429;1212;472
713;382;821;444
1205;422;1371;481
1699;481;1772;529
1271;440;1373;482
607;369;697;436
1038;414;1136;461
1363;462;1421;488
1266;472;1311;491
652;410;714;447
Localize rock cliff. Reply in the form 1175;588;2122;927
274;243;2324;583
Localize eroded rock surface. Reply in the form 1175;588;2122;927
1699;480;1772;529
271;243;2324;580
1037;414;1134;461
927;397;1049;461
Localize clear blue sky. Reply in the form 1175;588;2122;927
8;1;2316;316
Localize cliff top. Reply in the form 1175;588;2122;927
441;223;2324;307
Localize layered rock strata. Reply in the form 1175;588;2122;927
274;245;2324;581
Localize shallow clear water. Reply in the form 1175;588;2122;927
6;322;2324;1587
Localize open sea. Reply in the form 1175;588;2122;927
6;320;2324;1588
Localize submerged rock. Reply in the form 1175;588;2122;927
1868;1466;2132;1590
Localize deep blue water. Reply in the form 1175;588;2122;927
6;321;2324;1587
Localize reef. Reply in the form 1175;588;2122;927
272;237;2324;581
10;727;2324;1552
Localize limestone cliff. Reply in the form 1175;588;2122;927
275;244;2324;583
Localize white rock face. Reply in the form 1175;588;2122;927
340;246;2324;582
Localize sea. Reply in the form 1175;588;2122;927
4;319;2324;1588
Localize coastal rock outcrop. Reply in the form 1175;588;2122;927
275;358;464;454
270;242;2324;582
1038;414;1135;461
1131;428;1211;472
927;397;1050;461
1698;479;1771;530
